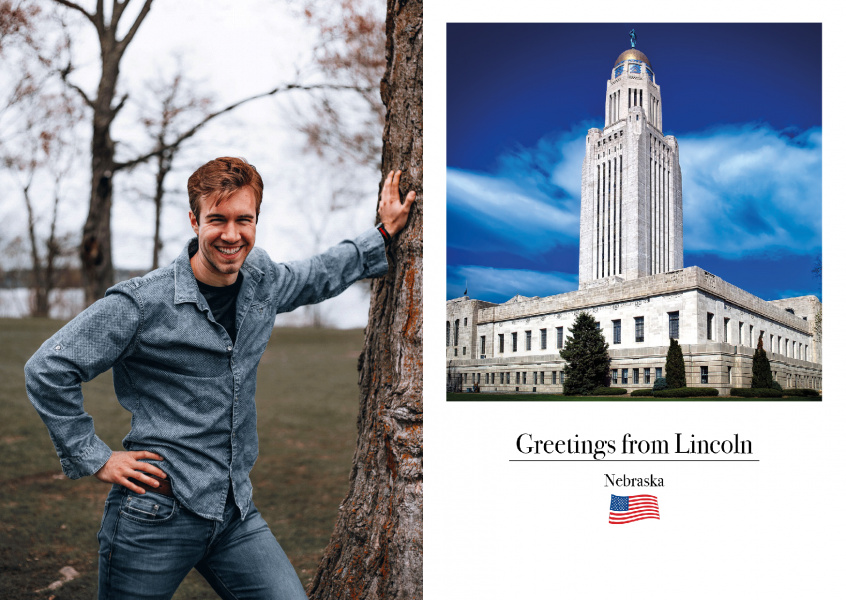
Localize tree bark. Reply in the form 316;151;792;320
309;1;422;598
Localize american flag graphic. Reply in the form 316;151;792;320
609;494;660;524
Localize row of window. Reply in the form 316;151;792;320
480;312;680;357
705;313;809;360
462;311;810;361
611;367;662;385
462;367;820;389
463;371;565;386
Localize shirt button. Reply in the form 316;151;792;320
227;346;232;351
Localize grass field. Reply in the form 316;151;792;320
1;318;365;598
448;392;821;401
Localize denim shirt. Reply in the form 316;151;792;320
25;229;387;521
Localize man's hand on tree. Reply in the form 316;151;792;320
379;170;417;237
95;450;167;494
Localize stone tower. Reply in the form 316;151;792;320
578;45;683;289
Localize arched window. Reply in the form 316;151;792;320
454;319;459;346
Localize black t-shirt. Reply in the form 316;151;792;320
196;273;243;343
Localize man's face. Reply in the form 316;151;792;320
189;187;257;286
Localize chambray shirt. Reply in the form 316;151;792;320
25;229;387;521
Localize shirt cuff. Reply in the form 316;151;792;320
355;228;389;279
59;436;112;480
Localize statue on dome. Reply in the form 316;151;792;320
630;29;637;48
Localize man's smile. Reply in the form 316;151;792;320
215;245;243;256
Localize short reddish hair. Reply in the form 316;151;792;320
187;157;264;221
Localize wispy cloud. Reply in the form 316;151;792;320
448;123;821;262
447;265;578;304
678;124;821;256
447;126;589;256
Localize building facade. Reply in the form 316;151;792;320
447;44;822;396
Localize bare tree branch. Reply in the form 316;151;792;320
115;82;375;171
115;0;152;54
112;91;128;116
59;67;94;108
50;0;97;28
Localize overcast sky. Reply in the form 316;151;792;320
1;0;381;327
446;23;822;304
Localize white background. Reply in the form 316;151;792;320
424;2;845;598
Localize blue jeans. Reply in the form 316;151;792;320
97;485;308;599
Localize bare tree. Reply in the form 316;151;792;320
1;7;82;317
49;0;157;305
134;62;214;269
278;0;385;327
297;0;385;169
309;0;422;598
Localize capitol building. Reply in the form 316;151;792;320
446;44;822;395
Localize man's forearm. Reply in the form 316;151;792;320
25;289;141;478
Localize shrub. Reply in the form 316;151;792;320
652;377;668;391
590;386;627;395
653;387;719;398
630;389;654;397
751;334;773;389
665;339;686;389
784;388;820;397
771;380;783;391
729;388;784;398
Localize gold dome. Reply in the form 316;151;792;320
614;48;651;69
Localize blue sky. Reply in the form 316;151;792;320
446;23;822;304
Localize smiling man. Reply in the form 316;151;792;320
25;157;415;600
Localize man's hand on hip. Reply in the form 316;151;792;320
379;170;417;237
95;450;167;494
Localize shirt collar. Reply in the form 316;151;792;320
173;238;264;305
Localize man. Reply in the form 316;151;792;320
25;157;416;599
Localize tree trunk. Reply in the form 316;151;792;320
308;1;422;599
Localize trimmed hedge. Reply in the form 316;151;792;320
630;389;654;397
591;386;627;396
729;388;784;398
787;388;820;397
654;387;719;398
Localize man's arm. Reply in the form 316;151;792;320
271;169;416;313
24;286;166;492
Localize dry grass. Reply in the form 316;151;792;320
1;318;364;598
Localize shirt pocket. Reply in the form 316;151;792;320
250;296;272;315
119;491;178;525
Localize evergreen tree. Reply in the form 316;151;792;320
664;338;686;389
751;333;774;389
559;312;610;395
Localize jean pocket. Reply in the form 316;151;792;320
120;490;178;524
